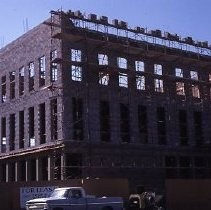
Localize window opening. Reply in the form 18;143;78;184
157;107;166;145
71;49;82;62
117;57;127;69
1;117;6;153
72;97;83;140
29;107;35;147
135;61;144;72
29;62;35;91
175;68;183;77
51;99;58;141
9;114;15;151
51;50;58;82
98;54;108;65
119;73;128;88
154;64;162;75
138;105;148;143
194;111;203;146
19;111;24;149
19;67;24;96
136;75;145;90
100;101;110;142
1;76;6;103
99;72;109;85
176;82;185;95
71;65;82;81
190;70;198;80
178;110;188;146
10;71;15;99
39;103;46;144
39;56;46;87
192;85;200;98
154;79;164;92
120;103;130;143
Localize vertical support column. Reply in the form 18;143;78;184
61;153;65;181
6;163;9;182
26;160;30;182
15;162;19;182
36;158;42;181
48;156;53;181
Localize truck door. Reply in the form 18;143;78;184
68;189;86;210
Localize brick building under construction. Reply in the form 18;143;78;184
0;9;211;192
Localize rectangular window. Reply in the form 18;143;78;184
179;156;191;178
138;105;148;143
135;61;145;72
119;73;128;88
1;76;6;103
192;85;200;98
9;114;15;151
98;54;108;65
175;68;183;77
71;49;82;62
39;103;46;144
154;79;164;92
120;104;130;143
51;99;58;141
39;56;46;87
51;50;58;82
29;107;35;147
194;111;203;146
72;97;83;140
176;82;185;95
178;110;188;146
29;62;35;91
136;75;145;90
71;65;82;81
165;156;177;178
19;111;24;149
100;101;110;142
154;64;162;75
19;67;24;96
190;71;198;80
157;107;166;145
117;57;127;69
10;71;15;99
99;72;109;86
1;117;6;153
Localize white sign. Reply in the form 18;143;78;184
20;186;57;208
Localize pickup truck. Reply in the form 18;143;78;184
25;187;123;210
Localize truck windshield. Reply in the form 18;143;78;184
50;189;67;198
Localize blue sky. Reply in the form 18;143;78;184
0;0;211;47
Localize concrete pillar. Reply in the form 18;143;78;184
36;158;42;181
6;163;9;182
15;162;19;182
48;156;54;181
25;160;30;182
61;153;65;180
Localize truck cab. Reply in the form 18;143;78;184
26;187;123;210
